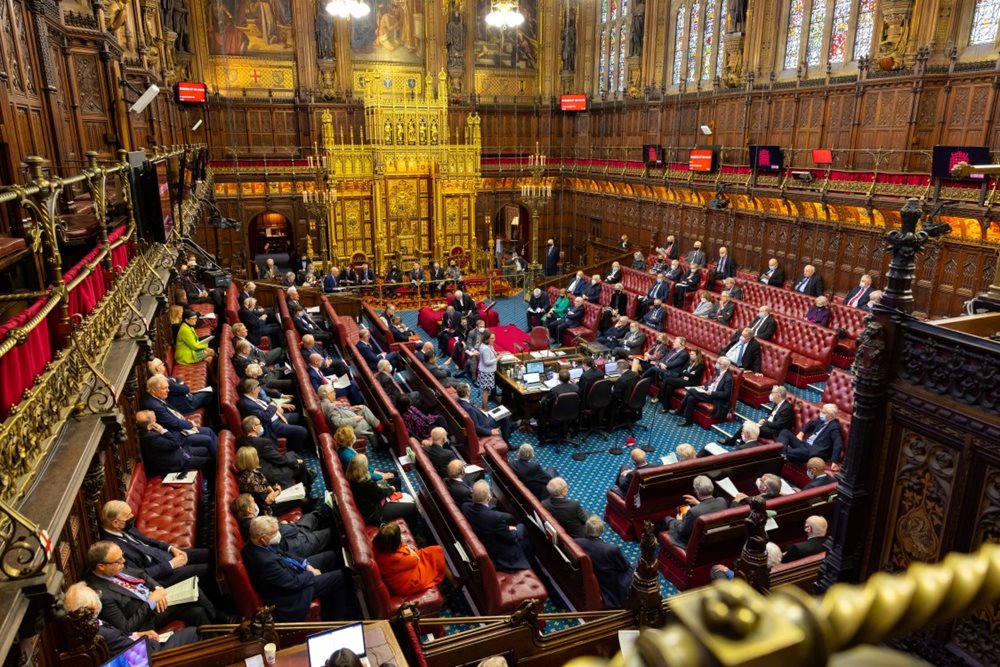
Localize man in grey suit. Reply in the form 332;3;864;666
685;241;706;267
663;475;728;548
317;385;380;447
541;477;591;539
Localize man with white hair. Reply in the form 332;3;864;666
135;409;212;477
452;289;477;320
541;477;590;539
702;421;762;458
663;475;728;548
575;516;634;609
356;328;399;371
240;295;286;348
793;264;824;297
844;274;873;308
444;459;474;505
317;384;380;447
64;582;200;653
233;322;286;367
674;357;734;427
145;358;213;414
778;403;843;464
782;515;829;562
142;375;218;456
462;481;533;572
510;444;557;500
863;290;882;311
675;443;697;461
711;542;783;581
526;287;550;330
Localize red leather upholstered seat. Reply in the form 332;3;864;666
125;464;200;550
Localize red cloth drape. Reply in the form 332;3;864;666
0;298;53;419
62;243;108;320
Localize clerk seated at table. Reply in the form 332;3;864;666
539;369;578;425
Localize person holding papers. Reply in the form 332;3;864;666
347;454;418;526
662;476;728;548
85;542;221;632
236;446;310;517
237;378;311;453
372;521;456;597
174;310;215;365
238;415;314;489
231;494;334;559
456;383;512;441
730;474;783;506
526;288;550;331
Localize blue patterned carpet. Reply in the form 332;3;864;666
307;293;827;633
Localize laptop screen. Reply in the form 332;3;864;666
525;361;545;375
101;639;150;667
307;623;366;667
523;372;542;384
604;361;619;374
569;367;584;380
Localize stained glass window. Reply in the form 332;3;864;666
828;0;851;62
853;0;874;58
970;0;1000;45
672;7;685;85
784;0;805;69
599;31;608;95
687;2;701;82
596;0;630;96
805;0;827;66
701;0;718;80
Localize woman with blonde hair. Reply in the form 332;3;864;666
372;521;455;597
335;425;398;487
235;446;305;516
346;454;416;526
692;290;716;318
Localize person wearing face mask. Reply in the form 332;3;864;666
777;403;843;465
613;321;646;357
242;515;359;622
672;357;734;427
684;241;706;267
98;500;212;588
746;305;777;340
758;257;785;286
526;287;550;331
545;238;560;276
237;415;314;489
844;274;874;308
802;457;834;490
730;473;783;506
231;493;334;559
781;515;829;562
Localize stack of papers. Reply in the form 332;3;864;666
703;443;728;456
487;405;511;420
660;453;678;465
543;377;561;389
165;577;199;605
274;482;306;503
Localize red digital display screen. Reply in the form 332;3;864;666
812;149;833;165
176;81;207;104
560;94;587;111
689;149;715;172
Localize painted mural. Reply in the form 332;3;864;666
207;0;294;56
351;0;426;64
474;0;538;68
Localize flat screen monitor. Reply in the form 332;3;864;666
689;148;717;173
525;361;545;375
642;144;664;167
812;149;834;165
101;638;150;667
560;94;587;111
931;145;990;180
749;145;782;172
175;81;207;104
604;361;619;374
307;623;366;667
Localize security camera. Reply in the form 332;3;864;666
129;84;160;114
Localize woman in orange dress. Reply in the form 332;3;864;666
371;522;456;596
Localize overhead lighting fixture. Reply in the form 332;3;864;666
326;0;370;19
485;0;524;29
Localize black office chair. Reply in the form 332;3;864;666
540;391;581;454
579;378;614;441
611;376;652;438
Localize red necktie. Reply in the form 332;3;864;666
847;288;866;307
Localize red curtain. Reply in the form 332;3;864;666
109;226;130;269
62;244;109;320
0;298;53;419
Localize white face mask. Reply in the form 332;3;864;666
478;326;485;332
268;531;281;546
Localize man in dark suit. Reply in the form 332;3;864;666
662;235;679;260
539;369;579;424
463;481;533;572
85;542;219;633
613;448;649;497
718;386;792;447
584;275;603;302
438;305;462;351
232;494;332;559
685;241;706;268
545;238;560;276
722;277;744;301
598;315;630;347
675;357;734;427
730;474;783;506
64;582;200;653
862;290;882;311
646;336;689;382
567;271;589;297
778;403;844;463
663;476;729;548
451;289;477;320
322;268;340;292
614;321;647;357
844;274;873;308
600;283;630;332
356;328;399;371
243;516;357;622
664;259;684;282
642;300;665;332
720;328;762;373
408;262;426;297
142;376;217;457
711;291;736;326
542;477;590;539
605;261;623;285
781;516;829;562
232;323;286;368
146;358;213;415
456;382;512;441
444;460;474;505
549;296;585;344
428;261;446;296
747;305;777;340
793;264;825;297
759;257;785;286
636;273;669;318
356;263;376;286
291;305;333;345
610;358;641;410
578;356;606;405
341;265;358;287
672;262;702;307
712;246;737;282
237;379;311;452
421;427;483;484
98;500;211;588
527;288;550;330
136;410;211;477
575;517;634;609
802;457;834;490
510;444;557;500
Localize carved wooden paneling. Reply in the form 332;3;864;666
940;82;992;147
855;88;912;170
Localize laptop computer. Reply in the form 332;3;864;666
101;639;150;667
307;623;367;667
569;367;584;381
525;361;545;375
604;361;619;375
523;372;542;385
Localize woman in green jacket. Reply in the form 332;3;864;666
542;287;570;327
175;309;215;364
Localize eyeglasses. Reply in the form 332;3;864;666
101;557;125;565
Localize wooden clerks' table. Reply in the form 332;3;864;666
226;620;407;667
494;347;589;421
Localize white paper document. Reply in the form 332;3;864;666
703;443;728;456
765;517;779;532
660;453;678;465
487;405;511;420
543;377;560;389
715;477;739;497
779;478;797;495
464;464;484;474
162;471;197;484
274;482;306;504
165;576;199;605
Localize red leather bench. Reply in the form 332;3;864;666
604;443;785;541
218;325;243;434
418;298;500;337
829;305;867;368
225;283;241;327
167;346;208;392
216;430;317;619
322;296;360;346
412;439;548;614
820;368;854;415
482;443;601;610
620;267;655;296
769;551;826;591
125;463;200;550
319;434;444;618
345;341;410;456
657;482;838;590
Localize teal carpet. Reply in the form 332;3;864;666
312;293;827;634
